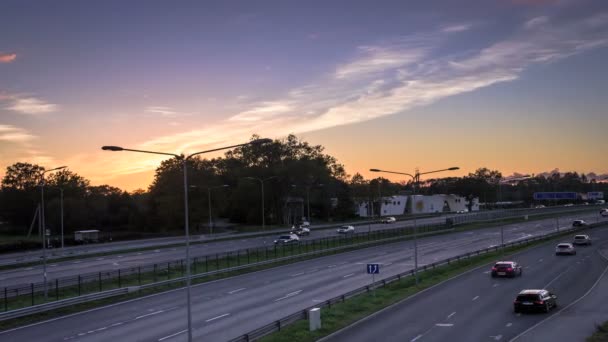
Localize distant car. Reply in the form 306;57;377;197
456;209;469;214
337;225;355;234
555;243;576;255
381;217;396;224
600;209;608;217
491;261;522;278
573;234;592;246
572;220;588;227
564;203;574;207
274;234;300;245
292;227;311;236
514;289;557;313
534;205;546;209
298;221;311;228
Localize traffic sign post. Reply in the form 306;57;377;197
367;263;380;296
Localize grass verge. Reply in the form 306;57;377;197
588;321;608;342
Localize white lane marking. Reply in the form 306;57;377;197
483;271;491;274
154;250;160;253
205;313;230;322
117;255;123;258
473;296;480;301
158;329;187;341
274;290;303;302
95;258;104;261
328;264;337;268
384;262;393;266
291;272;304;277
228;288;246;294
137;253;142;255
538;259;543;262
544;267;571;288
493;283;500;288
435;323;454;327
50;264;57;267
447;312;456;319
110;322;123;327
411;334;423;342
23;267;33;271
95;327;107;332
506;323;512;327
490;335;503;340
72;261;81;264
511;249;608;341
343;273;355;278
135;310;164;320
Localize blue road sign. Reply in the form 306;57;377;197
367;263;380;274
533;192;577;200
588;192;604;199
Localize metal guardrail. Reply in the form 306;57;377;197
0;287;131;321
228;222;606;342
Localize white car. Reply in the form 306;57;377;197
600;209;608;217
337;225;355;234
456;209;468;214
555;243;576;255
573;234;592;246
274;234;300;245
381;217;396;224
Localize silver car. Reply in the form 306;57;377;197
555;243;576;255
337;225;355;234
573;234;592;246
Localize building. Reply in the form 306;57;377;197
356;194;478;217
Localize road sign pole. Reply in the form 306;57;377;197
372;273;376;297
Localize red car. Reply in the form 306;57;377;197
491;261;522;278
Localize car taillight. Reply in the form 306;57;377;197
507;267;513;271
534;300;544;305
491;267;497;271
513;300;520;304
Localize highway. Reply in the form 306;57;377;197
1;217;605;341
324;230;608;342
0;213;454;267
511;246;608;341
1;206;597;267
0;211;602;289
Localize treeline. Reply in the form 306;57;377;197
0;135;606;237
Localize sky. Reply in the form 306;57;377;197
1;0;607;191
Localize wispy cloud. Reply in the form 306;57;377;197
0;53;17;63
145;106;191;118
0;124;36;143
442;24;473;33
6;97;58;114
93;12;608;177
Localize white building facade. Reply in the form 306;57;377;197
357;194;478;217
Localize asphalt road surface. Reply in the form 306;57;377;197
324;230;608;342
511;245;608;342
1;218;605;341
0;213;455;267
0;211;603;289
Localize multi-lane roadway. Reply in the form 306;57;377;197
324;229;608;342
1;214;605;341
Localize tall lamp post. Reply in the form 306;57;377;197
102;138;271;342
244;176;278;231
370;166;459;285
207;185;229;235
39;165;67;299
60;188;65;249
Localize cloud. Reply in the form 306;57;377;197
145;106;183;118
524;16;549;29
442;24;472;33
96;12;608;177
0;53;17;63
6;97;58;114
0;124;36;142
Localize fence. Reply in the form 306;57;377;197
229;222;604;342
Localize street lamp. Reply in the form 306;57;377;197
206;185;229;235
39;165;67;299
102;137;271;342
370;166;459;285
244;176;278;231
291;183;324;224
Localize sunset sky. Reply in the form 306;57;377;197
1;0;607;191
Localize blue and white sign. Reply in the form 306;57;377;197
367;263;380;274
588;192;604;200
533;192;578;200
